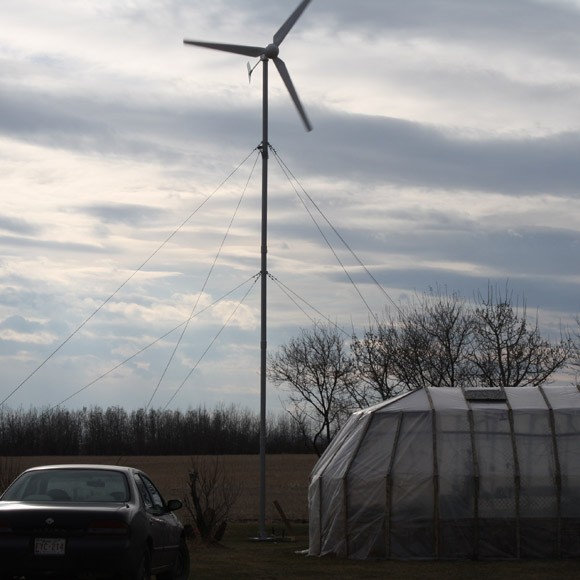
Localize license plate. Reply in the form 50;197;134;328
34;538;66;556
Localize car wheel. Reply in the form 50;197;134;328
157;539;190;580
129;548;151;580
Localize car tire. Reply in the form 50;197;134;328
157;539;190;580
128;548;151;580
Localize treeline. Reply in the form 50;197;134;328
0;404;311;456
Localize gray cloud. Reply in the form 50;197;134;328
0;215;38;235
0;314;39;333
80;203;170;226
4;77;580;200
309;0;580;58
279;111;580;197
0;234;105;254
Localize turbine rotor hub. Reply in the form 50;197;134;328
264;43;280;59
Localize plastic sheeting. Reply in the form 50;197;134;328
308;386;580;560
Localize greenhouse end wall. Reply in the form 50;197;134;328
308;385;580;560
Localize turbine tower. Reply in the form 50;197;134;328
184;0;312;540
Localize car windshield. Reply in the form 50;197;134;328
1;469;130;503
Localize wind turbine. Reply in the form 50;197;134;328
184;0;312;540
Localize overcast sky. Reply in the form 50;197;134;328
1;0;579;413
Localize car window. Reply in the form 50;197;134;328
138;474;165;511
2;469;130;502
133;474;154;510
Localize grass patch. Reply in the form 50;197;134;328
188;523;580;580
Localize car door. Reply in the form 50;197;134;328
134;474;180;569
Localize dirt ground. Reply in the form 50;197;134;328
13;454;318;522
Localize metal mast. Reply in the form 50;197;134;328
259;56;269;539
184;0;312;540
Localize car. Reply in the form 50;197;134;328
0;464;190;579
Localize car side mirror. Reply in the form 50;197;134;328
166;499;183;512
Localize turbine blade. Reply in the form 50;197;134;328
183;40;264;58
273;0;311;47
273;57;312;132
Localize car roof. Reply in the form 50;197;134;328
22;464;140;474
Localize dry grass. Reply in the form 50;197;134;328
190;524;580;580
11;455;580;579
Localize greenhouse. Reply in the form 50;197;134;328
308;385;580;560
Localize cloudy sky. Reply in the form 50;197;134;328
1;0;579;413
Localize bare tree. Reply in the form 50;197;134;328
273;286;575;451
353;289;474;394
351;322;406;406
394;289;474;390
184;456;241;543
468;286;572;388
268;323;357;456
573;317;580;384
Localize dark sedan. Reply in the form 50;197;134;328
0;464;190;579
